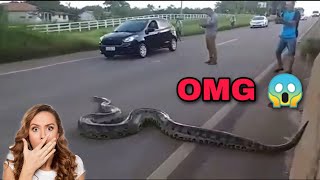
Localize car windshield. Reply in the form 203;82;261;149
252;17;264;20
114;20;148;32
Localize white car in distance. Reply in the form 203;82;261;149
250;16;268;28
300;15;308;20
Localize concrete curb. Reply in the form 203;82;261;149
289;18;320;179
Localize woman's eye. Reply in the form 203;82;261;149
48;126;54;131
32;127;38;132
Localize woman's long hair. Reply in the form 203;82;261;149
7;104;78;180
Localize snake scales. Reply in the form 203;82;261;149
78;96;308;153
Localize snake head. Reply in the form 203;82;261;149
92;96;111;104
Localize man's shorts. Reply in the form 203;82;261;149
276;37;297;56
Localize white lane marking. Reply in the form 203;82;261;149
283;136;290;141
0;56;102;76
146;61;277;179
217;38;238;45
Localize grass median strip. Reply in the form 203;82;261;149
0;14;253;64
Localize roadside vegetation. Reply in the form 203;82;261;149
300;38;320;62
0;14;253;64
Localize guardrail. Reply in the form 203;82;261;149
26;13;208;33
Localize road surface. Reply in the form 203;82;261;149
0;18;316;179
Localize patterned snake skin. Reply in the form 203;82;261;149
78;96;309;153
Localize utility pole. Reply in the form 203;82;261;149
180;1;183;18
243;1;246;13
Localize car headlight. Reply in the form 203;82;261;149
99;36;104;43
123;35;138;43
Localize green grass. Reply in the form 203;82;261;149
0;27;99;64
0;14;253;64
178;14;253;36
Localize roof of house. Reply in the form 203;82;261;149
1;2;37;12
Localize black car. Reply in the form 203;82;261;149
99;18;178;58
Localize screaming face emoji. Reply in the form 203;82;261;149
268;73;303;108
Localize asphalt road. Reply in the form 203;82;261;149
0;18;317;179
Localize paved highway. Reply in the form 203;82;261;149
0;18;317;179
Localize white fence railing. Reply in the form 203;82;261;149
27;13;208;33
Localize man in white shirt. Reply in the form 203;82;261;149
175;18;183;41
200;8;218;65
230;15;236;28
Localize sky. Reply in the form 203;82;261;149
1;1;319;16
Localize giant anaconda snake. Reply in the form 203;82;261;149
78;96;308;153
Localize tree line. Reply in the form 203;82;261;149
24;1;208;21
23;1;279;21
214;1;298;16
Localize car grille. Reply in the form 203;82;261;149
101;38;123;45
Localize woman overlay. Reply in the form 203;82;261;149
2;104;85;180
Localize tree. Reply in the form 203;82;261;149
165;4;179;14
67;7;81;21
244;1;257;13
103;1;131;17
214;2;226;13
214;1;271;14
26;1;61;12
81;5;109;20
270;1;285;15
130;7;151;16
0;5;8;30
147;4;154;12
214;1;243;13
26;0;83;20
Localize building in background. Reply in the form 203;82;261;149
40;11;70;23
0;2;71;24
0;1;41;24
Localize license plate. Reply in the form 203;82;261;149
105;47;115;51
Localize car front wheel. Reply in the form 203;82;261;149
138;43;147;58
169;38;177;51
